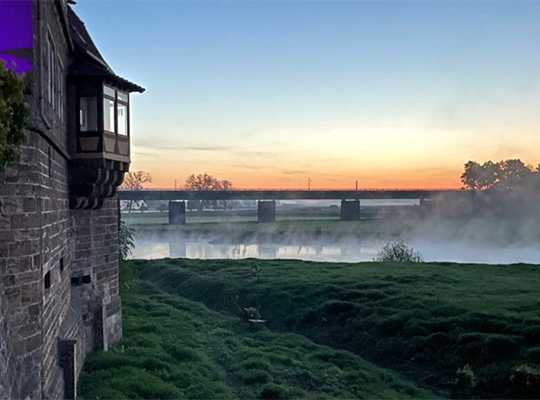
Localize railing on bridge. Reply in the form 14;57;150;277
118;187;467;202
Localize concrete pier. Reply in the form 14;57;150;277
169;201;186;225
258;200;276;223
341;199;360;221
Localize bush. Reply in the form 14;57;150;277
510;364;540;398
119;221;135;260
373;240;423;262
0;59;29;171
454;364;476;397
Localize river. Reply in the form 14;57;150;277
130;237;540;264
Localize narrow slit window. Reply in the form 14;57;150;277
48;147;52;179
44;271;51;290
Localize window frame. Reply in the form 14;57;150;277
117;91;129;136
79;96;99;132
46;33;54;105
56;56;64;120
102;84;130;137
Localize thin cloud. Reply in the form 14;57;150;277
280;169;308;176
232;150;278;158
231;165;263;170
184;146;234;152
133;143;234;152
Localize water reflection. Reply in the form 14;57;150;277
130;239;379;262
130;236;540;264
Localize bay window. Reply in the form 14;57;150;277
74;82;131;161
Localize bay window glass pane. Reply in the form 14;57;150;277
103;85;115;98
118;91;128;102
79;97;97;131
117;103;128;136
103;98;115;132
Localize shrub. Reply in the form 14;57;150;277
119;221;135;260
260;384;291;400
373;240;424;262
454;364;476;397
0;59;29;171
510;364;540;398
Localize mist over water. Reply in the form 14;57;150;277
130;235;540;264
128;196;540;265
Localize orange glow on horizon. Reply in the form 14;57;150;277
137;168;463;190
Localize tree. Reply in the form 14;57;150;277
184;173;233;213
122;170;152;213
496;159;532;190
0;59;29;172
478;160;500;190
460;161;483;190
461;159;534;191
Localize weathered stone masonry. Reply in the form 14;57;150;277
0;1;143;398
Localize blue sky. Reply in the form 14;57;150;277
76;0;540;188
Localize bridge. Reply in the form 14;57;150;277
118;188;467;224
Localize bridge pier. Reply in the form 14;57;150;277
169;201;186;225
341;199;360;221
258;200;276;223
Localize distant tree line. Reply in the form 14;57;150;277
184;173;233;213
461;159;540;191
418;159;540;222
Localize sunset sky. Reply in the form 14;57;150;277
75;0;540;189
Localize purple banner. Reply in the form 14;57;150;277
0;0;33;73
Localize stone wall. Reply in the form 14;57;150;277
0;120;123;400
0;1;123;398
0;129;45;400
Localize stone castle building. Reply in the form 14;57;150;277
0;1;143;398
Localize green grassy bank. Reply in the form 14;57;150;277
134;258;540;399
78;262;434;399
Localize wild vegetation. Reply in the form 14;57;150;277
78;262;434;399
133;258;540;399
119;221;136;260
0;59;29;171
373;240;423;262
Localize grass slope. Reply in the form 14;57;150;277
78;262;434;399
134;258;540;399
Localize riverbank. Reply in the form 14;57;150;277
133;258;540;399
78;262;434;399
124;210;540;249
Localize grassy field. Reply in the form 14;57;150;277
133;258;540;399
78;262;435;399
121;205;405;226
